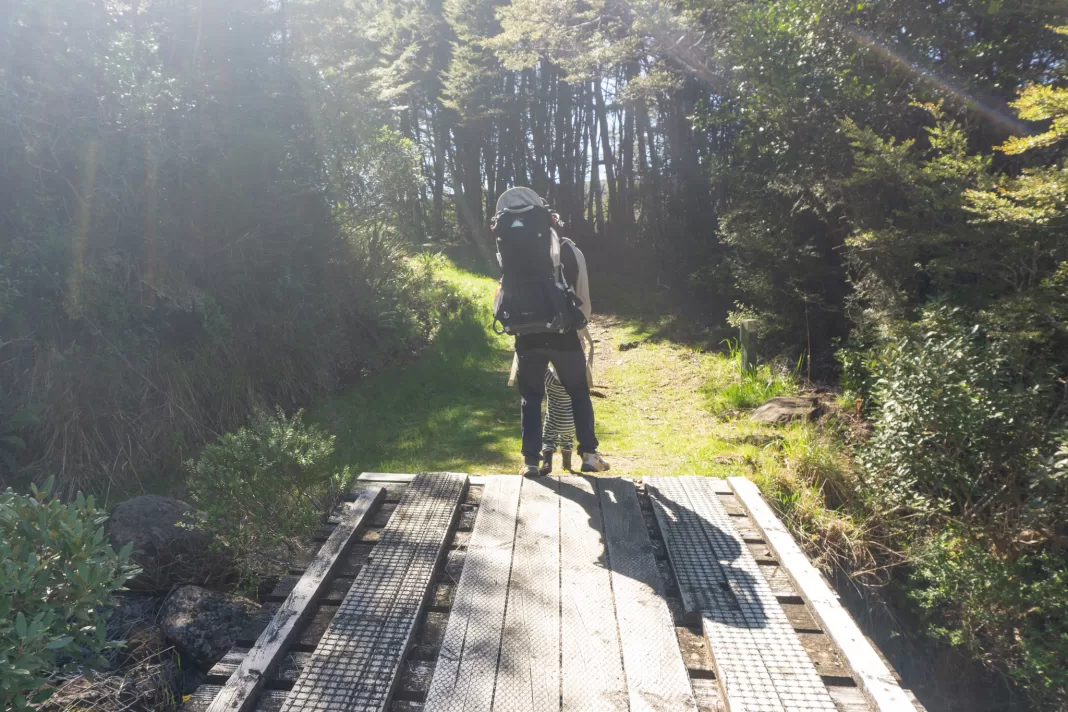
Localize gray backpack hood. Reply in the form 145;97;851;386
495;187;547;215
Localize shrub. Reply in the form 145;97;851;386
186;408;350;586
861;304;1068;704
909;527;1068;707
0;478;136;709
860;305;1056;522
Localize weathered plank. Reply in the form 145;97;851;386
206;487;383;712
827;685;874;712
494;476;560;712
599;477;697;712
558;476;628;711
649;476;836;712
691;677;727;712
267;576;355;605
184;686;289;712
424;475;521;712
358;473;487;487
280;473;466;712
209;649;311;684
358;473;419;483
729;476;918;712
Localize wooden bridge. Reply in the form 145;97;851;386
184;473;925;712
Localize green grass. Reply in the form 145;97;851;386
311;256;520;475
703;364;799;414
311;250;864;570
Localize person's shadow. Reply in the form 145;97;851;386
534;474;767;630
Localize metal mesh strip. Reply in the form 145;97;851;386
281;473;465;712
648;476;836;712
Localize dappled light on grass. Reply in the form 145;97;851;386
311;258;520;475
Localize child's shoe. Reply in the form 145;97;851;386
561;449;573;472
539;450;554;476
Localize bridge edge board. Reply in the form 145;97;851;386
727;476;923;712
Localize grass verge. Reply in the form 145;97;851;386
311;251;866;576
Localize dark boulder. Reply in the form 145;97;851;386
107;495;234;591
160;585;259;668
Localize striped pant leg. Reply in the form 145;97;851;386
543;369;576;451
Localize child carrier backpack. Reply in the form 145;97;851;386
491;187;587;336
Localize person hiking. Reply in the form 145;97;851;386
508;269;596;475
492;187;610;477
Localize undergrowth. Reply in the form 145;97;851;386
702;339;800;414
186;407;350;589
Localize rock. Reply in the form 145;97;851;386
161;585;259;668
107;495;234;591
749;396;821;424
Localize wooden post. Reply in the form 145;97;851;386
739;319;757;375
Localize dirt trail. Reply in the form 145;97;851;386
583;314;749;478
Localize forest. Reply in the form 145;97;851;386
1;0;1067;709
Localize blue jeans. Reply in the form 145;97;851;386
516;347;598;465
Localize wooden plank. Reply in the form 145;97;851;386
183;686;289;712
267;576;354;605
209;649;312;684
494;476;560;712
599;477;697;712
281;473;466;712
206;487;384;712
359;472;418;483
827;685;874;712
559;476;627;710
709;478;733;495
358;473;486;486
344;482;407;502
729;477;918;712
691;677;727;712
424;475;521;712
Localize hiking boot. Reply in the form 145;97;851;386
539;450;554;476
520;463;541;477
580;451;611;473
561;449;573;472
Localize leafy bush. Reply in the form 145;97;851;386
909;528;1068;707
860;305;1056;522
860;305;1068;704
0;479;136;709
186;408;349;585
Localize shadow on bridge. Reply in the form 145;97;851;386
531;475;768;631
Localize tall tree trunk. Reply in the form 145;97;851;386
621;78;635;241
448;137;495;268
432;110;447;240
595;80;618;234
577;87;590;223
589;88;602;232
